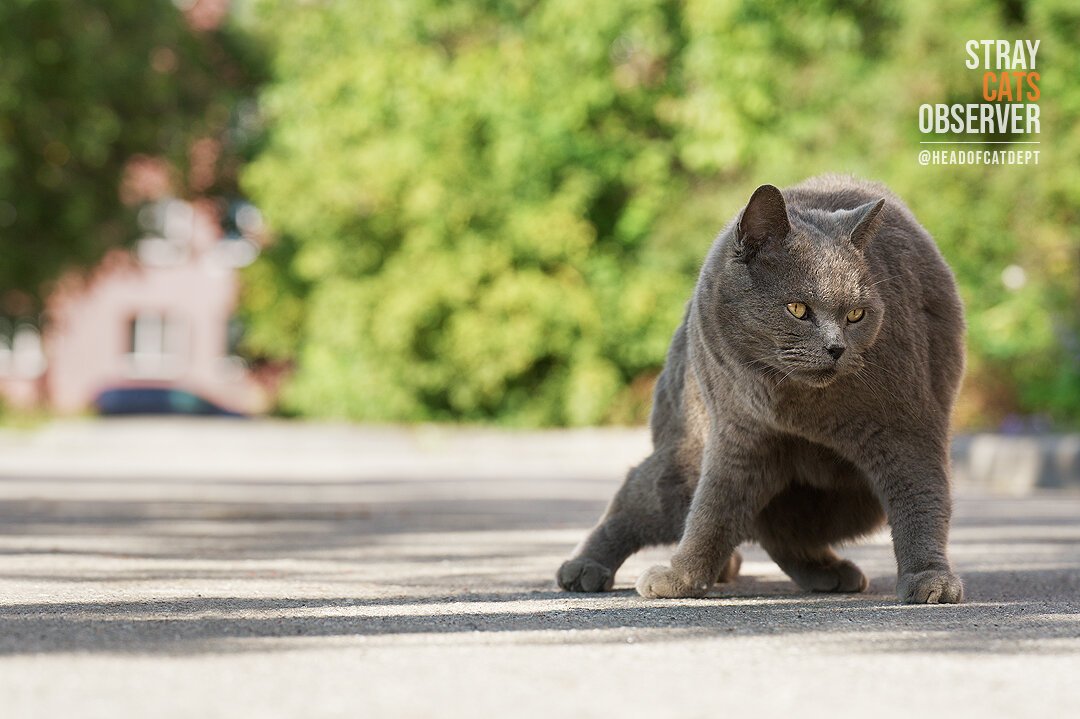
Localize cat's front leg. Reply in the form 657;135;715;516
636;433;776;599
865;439;963;604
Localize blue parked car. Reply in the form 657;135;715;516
93;387;245;417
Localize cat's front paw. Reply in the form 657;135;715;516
898;569;964;604
557;557;614;593
635;565;710;599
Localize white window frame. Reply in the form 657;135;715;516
125;312;186;379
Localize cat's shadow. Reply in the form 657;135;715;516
597;575;895;602
1;568;1073;657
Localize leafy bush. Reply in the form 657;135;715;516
242;0;1080;427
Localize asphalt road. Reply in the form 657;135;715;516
1;420;1078;718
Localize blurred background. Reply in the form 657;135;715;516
1;0;1078;430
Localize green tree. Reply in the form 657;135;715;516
243;0;1080;427
0;0;262;306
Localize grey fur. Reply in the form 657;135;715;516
557;175;966;604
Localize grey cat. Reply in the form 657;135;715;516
558;175;965;604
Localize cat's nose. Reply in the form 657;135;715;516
826;344;845;360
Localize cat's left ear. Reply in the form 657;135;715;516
841;199;886;251
736;184;790;261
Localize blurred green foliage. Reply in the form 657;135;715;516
243;0;1080;425
0;0;261;306
241;0;1080;427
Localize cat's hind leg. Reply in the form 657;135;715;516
558;449;693;593
754;484;884;593
716;549;743;583
759;542;868;593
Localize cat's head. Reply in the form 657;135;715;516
710;184;887;389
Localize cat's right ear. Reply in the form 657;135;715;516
843;198;886;251
735;184;790;262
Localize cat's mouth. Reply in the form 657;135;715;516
796;366;841;388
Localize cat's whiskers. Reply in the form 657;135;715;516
741;353;787;382
740;352;791;386
850;357;904;407
742;353;779;369
775;364;802;387
850;369;891;408
859;357;907;386
866;273;904;289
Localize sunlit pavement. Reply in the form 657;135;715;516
1;419;1078;718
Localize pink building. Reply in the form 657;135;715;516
0;198;269;415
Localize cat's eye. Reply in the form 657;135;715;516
847;308;865;323
786;302;807;319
